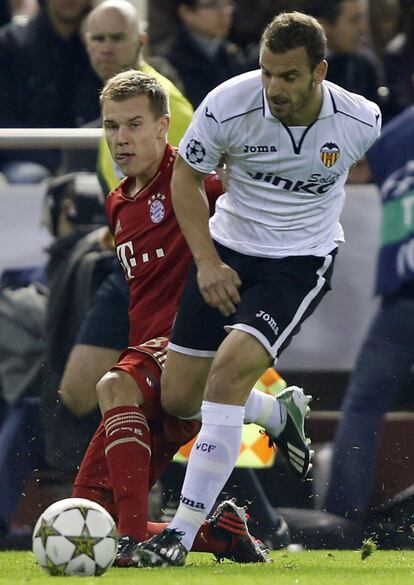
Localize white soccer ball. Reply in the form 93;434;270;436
32;497;118;576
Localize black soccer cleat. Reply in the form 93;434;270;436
131;528;188;567
114;535;143;568
268;386;313;479
209;498;271;563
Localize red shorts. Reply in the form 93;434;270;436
74;337;200;498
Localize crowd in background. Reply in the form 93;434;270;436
0;0;412;183
0;0;414;549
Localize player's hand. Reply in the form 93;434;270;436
197;259;241;316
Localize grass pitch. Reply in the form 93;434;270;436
1;549;414;585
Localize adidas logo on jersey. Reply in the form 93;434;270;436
115;220;122;234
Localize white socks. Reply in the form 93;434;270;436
169;390;286;550
244;387;287;436
168;400;244;551
179;389;286;434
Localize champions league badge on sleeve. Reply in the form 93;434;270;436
186;139;206;164
147;193;166;223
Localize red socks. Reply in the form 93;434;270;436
104;406;151;541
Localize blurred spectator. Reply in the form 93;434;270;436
39;173;114;472
368;0;400;58
323;105;414;521
10;0;39;22
222;1;309;70
148;1;306;54
0;0;37;27
83;1;147;83
158;0;248;108
0;172;112;533
228;0;306;50
0;0;101;183
148;0;179;51
306;0;383;106
42;174;110;384
382;0;414;119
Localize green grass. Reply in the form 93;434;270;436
2;550;414;585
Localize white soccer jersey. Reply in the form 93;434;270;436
178;70;381;257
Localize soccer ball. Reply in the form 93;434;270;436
32;497;118;576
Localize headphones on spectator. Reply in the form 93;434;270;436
43;173;106;236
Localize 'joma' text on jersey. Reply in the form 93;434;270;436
243;145;277;153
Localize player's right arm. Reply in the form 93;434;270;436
172;155;240;317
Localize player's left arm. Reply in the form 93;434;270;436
347;156;372;184
348;102;381;184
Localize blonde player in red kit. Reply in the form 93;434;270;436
72;70;272;567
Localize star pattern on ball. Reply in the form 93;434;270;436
34;517;60;548
46;557;67;576
77;506;91;520
66;524;101;560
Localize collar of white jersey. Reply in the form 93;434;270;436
262;80;335;123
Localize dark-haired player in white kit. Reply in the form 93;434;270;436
135;11;381;566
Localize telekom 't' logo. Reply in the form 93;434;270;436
116;241;165;279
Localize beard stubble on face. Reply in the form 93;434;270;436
269;77;315;124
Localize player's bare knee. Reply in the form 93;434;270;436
96;371;126;413
96;373;115;412
97;370;143;414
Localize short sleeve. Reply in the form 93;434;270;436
178;92;225;173
366;106;382;152
366;106;414;187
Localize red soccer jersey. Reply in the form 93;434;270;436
105;144;223;346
